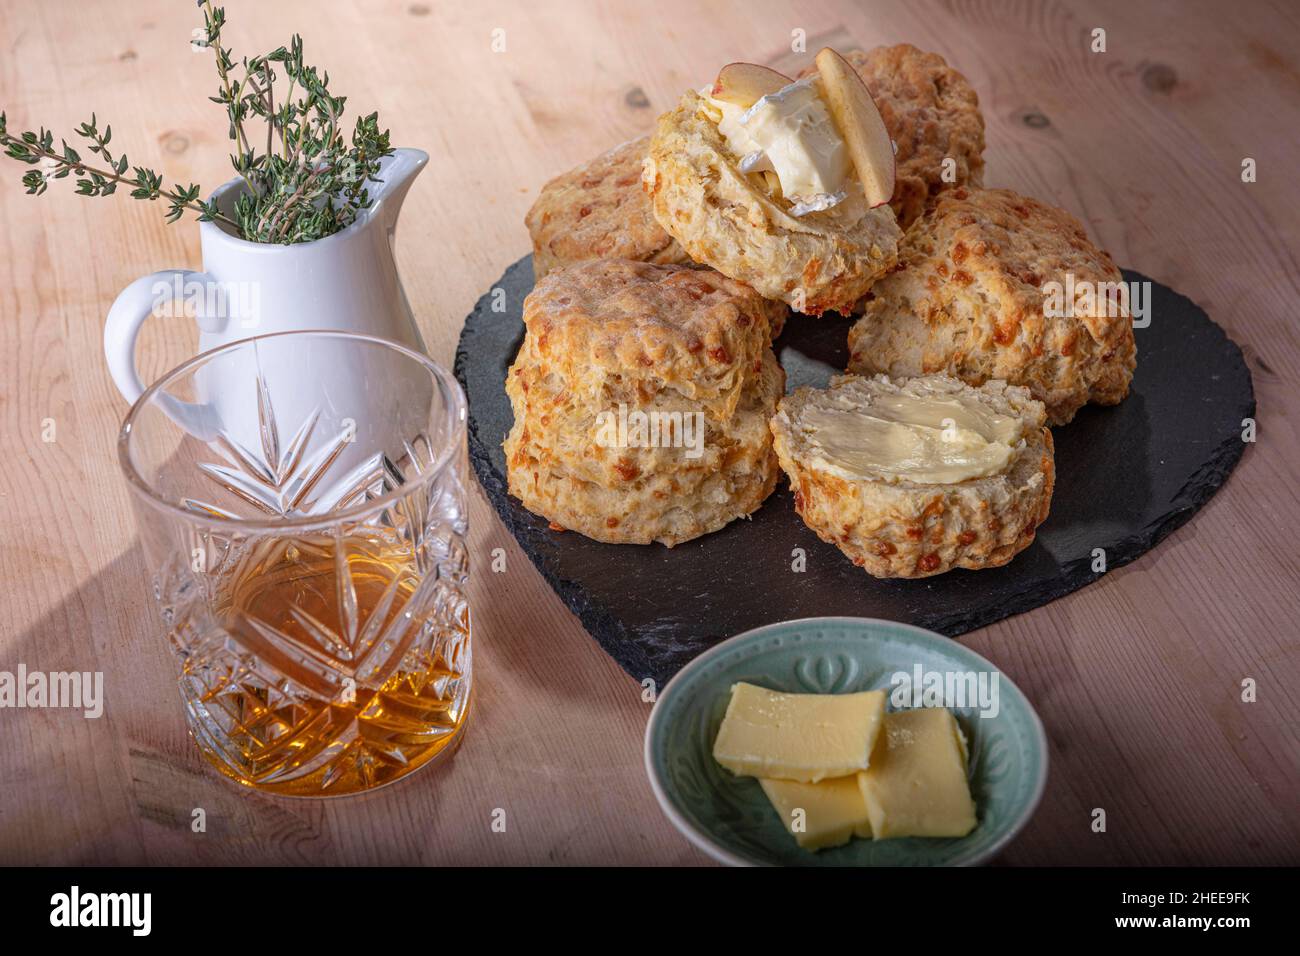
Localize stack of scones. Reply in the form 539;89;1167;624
504;259;787;546
509;45;1135;574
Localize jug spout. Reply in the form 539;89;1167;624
369;147;428;224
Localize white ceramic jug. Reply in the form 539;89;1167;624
104;147;429;404
105;149;433;509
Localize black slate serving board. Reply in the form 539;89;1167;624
455;258;1254;686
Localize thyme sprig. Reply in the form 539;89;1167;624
0;1;394;245
0;112;235;228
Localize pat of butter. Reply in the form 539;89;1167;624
712;682;886;782
798;389;1023;485
760;776;873;851
858;708;978;839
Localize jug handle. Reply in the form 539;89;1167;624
104;270;224;403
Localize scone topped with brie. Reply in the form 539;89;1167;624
643;51;902;316
770;373;1054;578
848;187;1136;425
525;136;691;280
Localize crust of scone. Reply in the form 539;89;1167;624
520;259;785;423
508;448;780;548
770;373;1054;578
525;136;691;280
798;45;986;230
847;187;1136;425
643;89;901;316
510;343;783;489
507;349;784;546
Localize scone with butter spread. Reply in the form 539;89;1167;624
797;44;986;230
643;53;902;315
525;136;691;280
505;259;784;546
848;187;1136;424
770;372;1054;578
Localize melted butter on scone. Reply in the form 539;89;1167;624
703;77;850;210
797;389;1023;485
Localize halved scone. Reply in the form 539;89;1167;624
507;350;783;547
512;259;785;422
770;373;1054;578
511;345;784;497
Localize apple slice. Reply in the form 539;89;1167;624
814;47;895;208
711;62;793;108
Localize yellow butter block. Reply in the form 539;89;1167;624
759;776;873;851
712;682;886;782
858;708;977;839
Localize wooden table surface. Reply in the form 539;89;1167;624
1;0;1296;866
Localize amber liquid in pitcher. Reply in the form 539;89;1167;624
177;532;470;796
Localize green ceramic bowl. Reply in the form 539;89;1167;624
644;617;1048;866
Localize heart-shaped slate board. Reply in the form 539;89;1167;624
455;259;1254;687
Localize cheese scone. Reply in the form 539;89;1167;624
510;345;784;500
506;354;782;547
770;373;1054;578
848;187;1136;425
525;136;691;280
513;259;784;421
643;82;901;316
798;44;986;230
505;259;784;546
